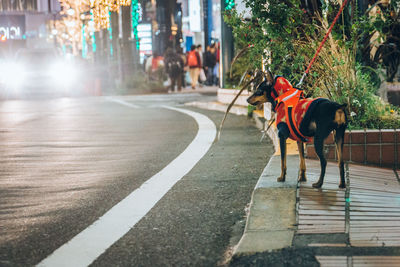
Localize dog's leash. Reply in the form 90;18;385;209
260;117;275;142
297;0;350;88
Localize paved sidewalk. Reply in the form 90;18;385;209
186;100;400;265
297;160;400;266
234;153;400;266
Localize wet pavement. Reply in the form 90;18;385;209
0;92;275;266
2;90;400;266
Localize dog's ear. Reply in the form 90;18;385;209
265;70;274;85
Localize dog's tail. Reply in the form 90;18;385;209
334;104;347;125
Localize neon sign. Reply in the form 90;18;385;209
0;26;22;39
0;15;26;40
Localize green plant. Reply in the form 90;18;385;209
225;0;400;129
353;0;400;81
225;0;325;83
247;104;256;117
303;17;400;129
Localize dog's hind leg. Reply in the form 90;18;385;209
312;135;327;188
334;127;346;188
297;141;307;182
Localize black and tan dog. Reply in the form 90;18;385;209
247;71;348;188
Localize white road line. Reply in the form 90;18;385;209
37;102;216;267
107;97;141;108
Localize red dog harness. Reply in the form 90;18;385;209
273;77;315;143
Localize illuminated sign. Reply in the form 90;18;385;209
189;0;201;32
0;26;22;39
137;23;153;64
137;23;152;64
0;15;25;40
137;23;152;52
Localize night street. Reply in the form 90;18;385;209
0;93;274;266
1;0;400;265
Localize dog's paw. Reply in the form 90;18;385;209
298;173;307;182
277;176;286;182
338;183;346;189
312;182;322;188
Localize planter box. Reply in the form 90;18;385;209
306;129;400;169
217;88;251;106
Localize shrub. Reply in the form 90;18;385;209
225;0;400;129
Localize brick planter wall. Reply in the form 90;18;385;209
306;130;399;169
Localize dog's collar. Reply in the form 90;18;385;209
270;76;283;111
270;76;281;99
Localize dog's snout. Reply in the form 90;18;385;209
247;92;267;106
247;96;252;104
247;95;256;105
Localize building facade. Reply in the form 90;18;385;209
178;0;221;52
0;0;61;54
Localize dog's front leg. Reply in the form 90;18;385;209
297;141;307;182
277;132;287;182
312;135;327;188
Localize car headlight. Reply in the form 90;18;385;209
49;62;78;87
0;62;25;88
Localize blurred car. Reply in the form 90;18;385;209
0;50;9;91
0;48;82;99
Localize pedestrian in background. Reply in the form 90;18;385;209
177;47;187;88
196;44;206;86
204;44;217;86
164;48;184;92
196;44;203;67
187;45;201;89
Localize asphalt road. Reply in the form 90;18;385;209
0;93;274;266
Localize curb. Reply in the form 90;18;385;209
185;101;299;256
184;101;248;116
232;155;298;255
232;111;300;256
217;88;251;106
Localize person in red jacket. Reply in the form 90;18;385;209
187;45;201;89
